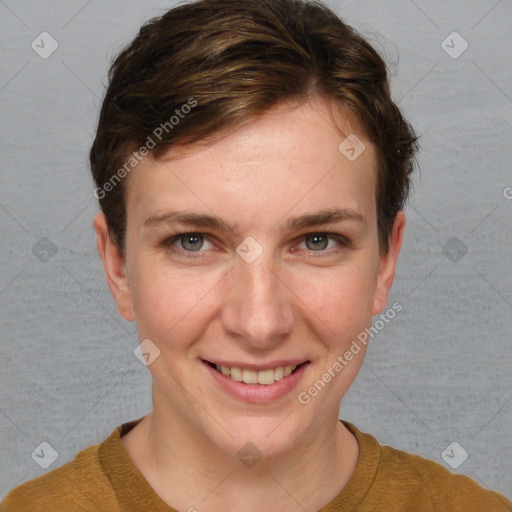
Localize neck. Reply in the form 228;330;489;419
122;402;359;511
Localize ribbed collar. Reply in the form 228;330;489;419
99;417;381;511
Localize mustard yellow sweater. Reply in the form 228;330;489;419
2;418;511;511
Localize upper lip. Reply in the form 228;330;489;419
202;359;309;371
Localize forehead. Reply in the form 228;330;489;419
125;97;377;223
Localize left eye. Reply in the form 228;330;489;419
298;233;346;252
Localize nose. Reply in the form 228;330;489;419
220;249;296;351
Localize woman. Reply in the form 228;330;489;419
3;0;511;510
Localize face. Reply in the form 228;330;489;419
94;96;404;460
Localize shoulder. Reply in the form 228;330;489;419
378;441;512;511
1;439;118;512
344;421;512;511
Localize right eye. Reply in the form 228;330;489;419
161;232;215;257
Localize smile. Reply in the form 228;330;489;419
206;361;307;385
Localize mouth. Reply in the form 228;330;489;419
203;360;310;386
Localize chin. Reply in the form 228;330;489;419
205;412;305;463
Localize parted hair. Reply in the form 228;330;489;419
89;0;418;255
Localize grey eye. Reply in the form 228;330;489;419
304;234;329;251
180;234;204;251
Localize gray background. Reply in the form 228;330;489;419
1;0;511;501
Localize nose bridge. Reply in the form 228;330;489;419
221;246;294;346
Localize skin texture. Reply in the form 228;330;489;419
93;96;405;511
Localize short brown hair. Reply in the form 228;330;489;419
90;0;418;255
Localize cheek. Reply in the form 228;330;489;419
299;262;377;331
130;260;222;344
129;250;379;349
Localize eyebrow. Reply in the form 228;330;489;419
143;207;366;234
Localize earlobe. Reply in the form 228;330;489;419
371;211;406;315
93;212;135;322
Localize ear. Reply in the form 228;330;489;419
93;212;135;321
372;211;406;315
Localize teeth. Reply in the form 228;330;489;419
242;369;258;384
214;363;299;385
230;367;243;381
274;367;284;381
257;369;275;385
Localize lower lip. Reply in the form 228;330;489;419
202;360;309;404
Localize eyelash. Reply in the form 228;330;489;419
161;231;351;259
